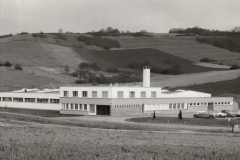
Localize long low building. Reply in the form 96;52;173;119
0;67;238;116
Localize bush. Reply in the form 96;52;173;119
32;34;46;38
54;35;68;40
106;67;119;73
14;64;23;70
77;35;121;49
200;57;211;62
230;65;239;70
3;61;12;67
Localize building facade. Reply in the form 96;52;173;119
0;67;238;116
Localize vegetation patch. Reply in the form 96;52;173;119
73;48;222;74
0;33;12;39
77;35;121;49
0;61;13;67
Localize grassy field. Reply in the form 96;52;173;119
1;111;240;159
108;34;240;62
172;77;240;96
129;116;240;127
73;48;221;74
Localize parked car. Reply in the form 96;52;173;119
212;111;227;118
221;110;237;117
193;111;216;119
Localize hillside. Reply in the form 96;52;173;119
73;48;222;74
107;34;240;62
1;33;240;91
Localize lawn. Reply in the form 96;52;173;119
73;48;222;74
1;118;240;159
129;116;240;127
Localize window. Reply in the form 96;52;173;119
92;91;97;98
25;98;35;103
13;98;23;102
117;91;124;98
75;104;78;110
173;103;176;109
64;91;69;97
84;104;87;110
228;102;230;105
169;104;172;109
2;97;12;102
50;99;59;103
62;103;65;109
90;104;95;113
204;103;207;105
102;91;108;98
82;91;87;97
0;97;1;101
129;91;135;98
197;103;199;105
37;98;48;103
73;91;78;97
177;103;180;109
70;104;73;109
66;103;69;109
151;92;156;98
141;91;146;98
181;103;184;109
79;104;82;110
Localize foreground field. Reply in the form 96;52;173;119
1;117;240;159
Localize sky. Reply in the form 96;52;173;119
1;0;240;35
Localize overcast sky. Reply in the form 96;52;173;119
1;0;240;35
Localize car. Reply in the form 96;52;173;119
211;111;227;118
193;111;216;119
221;110;237;117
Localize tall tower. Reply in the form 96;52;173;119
143;66;150;87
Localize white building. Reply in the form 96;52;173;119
0;67;238;116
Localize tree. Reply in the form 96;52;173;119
106;27;114;33
140;30;147;33
232;27;240;32
98;28;105;33
178;110;182;120
64;65;69;74
58;29;63;34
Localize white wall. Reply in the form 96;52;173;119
60;86;162;98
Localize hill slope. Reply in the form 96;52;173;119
73;48;222;74
107;34;240;62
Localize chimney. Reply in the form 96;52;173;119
143;66;150;87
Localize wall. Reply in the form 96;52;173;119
0;102;60;110
60;109;88;115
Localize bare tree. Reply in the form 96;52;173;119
64;65;69;74
58;29;63;34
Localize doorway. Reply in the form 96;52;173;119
208;103;214;111
96;105;110;115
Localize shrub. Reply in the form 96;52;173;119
106;67;119;73
200;57;211;62
230;65;239;70
3;61;12;67
54;35;68;40
77;35;121;49
32;34;46;38
14;64;23;70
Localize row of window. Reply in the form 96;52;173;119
169;103;185;109
64;91;157;98
189;102;231;106
0;97;59;103
115;104;141;108
62;103;88;110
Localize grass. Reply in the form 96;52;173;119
172;77;240;96
1;124;240;160
129;116;240;127
107;34;240;62
73;48;221;74
1;112;240;159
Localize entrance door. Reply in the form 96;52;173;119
97;105;110;115
208;103;214;111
